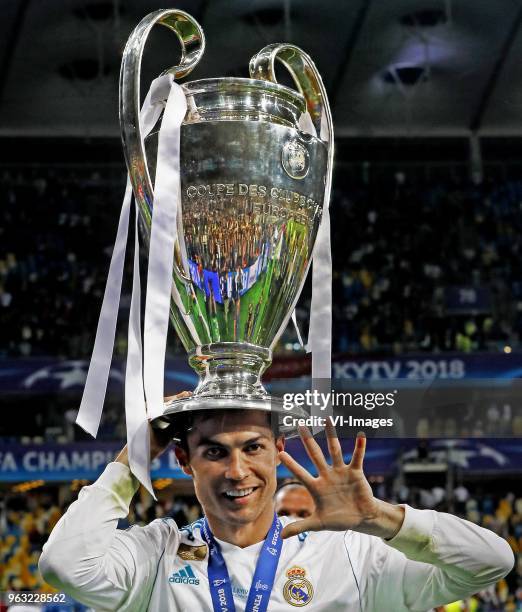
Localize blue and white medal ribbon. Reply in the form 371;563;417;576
201;514;283;612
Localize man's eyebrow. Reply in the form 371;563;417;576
196;434;268;448
197;437;225;448
242;434;268;445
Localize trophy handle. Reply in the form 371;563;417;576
249;44;334;155
120;9;205;284
249;45;334;360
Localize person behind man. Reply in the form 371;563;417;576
275;481;315;520
39;397;514;611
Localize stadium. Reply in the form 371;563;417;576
1;0;521;610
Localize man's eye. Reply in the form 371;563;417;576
205;447;225;459
245;443;263;453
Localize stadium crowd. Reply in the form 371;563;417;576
330;174;522;353
0;168;131;359
2;167;522;357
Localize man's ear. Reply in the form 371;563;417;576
174;446;193;476
275;435;285;465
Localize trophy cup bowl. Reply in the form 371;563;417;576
119;10;333;433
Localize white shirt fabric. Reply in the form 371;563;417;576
39;463;513;612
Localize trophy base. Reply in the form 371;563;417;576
151;394;308;437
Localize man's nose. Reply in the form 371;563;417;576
225;450;247;480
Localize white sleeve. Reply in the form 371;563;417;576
365;504;514;611
39;462;177;611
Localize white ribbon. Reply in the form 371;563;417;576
309;196;332;381
306;106;333;432
297;110;332;382
77;74;186;496
143;83;187;421
76;180;132;438
125;197;149;491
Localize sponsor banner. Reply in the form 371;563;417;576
0;442;188;482
282;437;522;476
0;358;197;395
1;439;521;482
1;352;522;394
331;354;473;381
269;353;522;381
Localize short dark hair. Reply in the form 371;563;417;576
170;409;281;455
276;480;306;493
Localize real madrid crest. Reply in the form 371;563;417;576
283;566;314;607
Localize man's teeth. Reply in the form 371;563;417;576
225;488;255;498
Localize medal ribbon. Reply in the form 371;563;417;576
201;514;283;612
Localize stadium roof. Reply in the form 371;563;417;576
1;0;522;138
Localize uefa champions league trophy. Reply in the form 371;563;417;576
119;9;333;432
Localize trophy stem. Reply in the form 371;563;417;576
189;342;272;398
155;342;308;434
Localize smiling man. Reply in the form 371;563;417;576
39;404;513;611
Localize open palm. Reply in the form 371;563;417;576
279;423;403;540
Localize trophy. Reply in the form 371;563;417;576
119;9;333;432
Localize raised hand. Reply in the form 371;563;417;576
151;391;193;458
278;422;404;540
115;391;192;466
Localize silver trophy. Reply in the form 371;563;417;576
120;9;333;432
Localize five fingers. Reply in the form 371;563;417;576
278;428;368;540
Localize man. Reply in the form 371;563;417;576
275;482;315;520
39;401;513;611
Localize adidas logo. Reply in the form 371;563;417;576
169;564;200;585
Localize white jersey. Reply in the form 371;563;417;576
39;463;513;612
